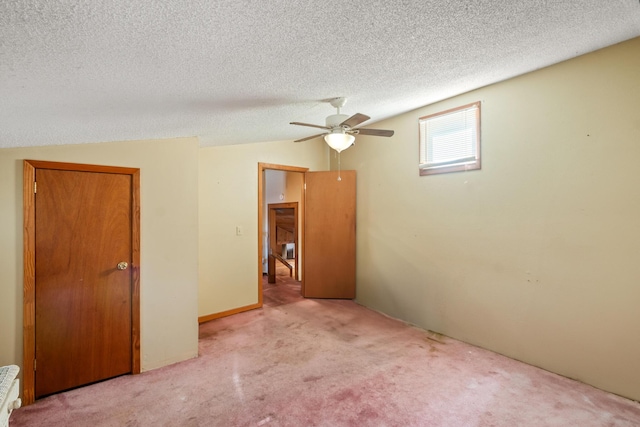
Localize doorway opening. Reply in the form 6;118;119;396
257;163;307;305
267;202;298;283
258;164;357;304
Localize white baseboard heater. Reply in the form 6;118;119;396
0;365;21;427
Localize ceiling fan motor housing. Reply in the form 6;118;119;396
326;114;350;129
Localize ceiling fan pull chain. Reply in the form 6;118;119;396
337;151;342;181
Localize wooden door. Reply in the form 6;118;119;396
32;167;135;398
303;170;356;298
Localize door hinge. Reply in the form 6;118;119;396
34;359;36;371
34;182;37;193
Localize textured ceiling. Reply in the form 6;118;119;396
1;1;639;149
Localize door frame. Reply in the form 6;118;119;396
257;163;308;303
22;160;141;405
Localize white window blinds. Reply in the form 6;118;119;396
419;102;480;174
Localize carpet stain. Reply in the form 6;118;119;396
252;366;271;376
425;330;446;344
256;414;275;425
357;406;380;420
334;388;360;403
198;329;217;339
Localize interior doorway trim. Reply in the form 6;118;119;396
258;163;308;306
22;160;141;405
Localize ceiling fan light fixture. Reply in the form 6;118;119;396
324;131;355;153
291;96;393;147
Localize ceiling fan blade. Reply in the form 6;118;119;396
294;133;326;143
355;128;394;137
340;113;370;128
290;122;330;130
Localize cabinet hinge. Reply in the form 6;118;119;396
34;182;37;193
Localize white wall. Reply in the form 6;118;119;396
198;139;327;317
0;137;200;381
338;37;640;401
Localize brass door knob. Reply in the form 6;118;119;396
117;262;128;270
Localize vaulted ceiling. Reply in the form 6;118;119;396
1;1;639;149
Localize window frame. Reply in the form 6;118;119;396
418;101;481;176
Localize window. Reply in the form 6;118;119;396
419;101;481;175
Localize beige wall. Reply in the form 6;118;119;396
198;139;327;317
338;37;640;400
0;137;200;378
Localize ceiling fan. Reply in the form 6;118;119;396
290;97;394;153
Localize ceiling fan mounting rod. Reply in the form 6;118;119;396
329;97;347;114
